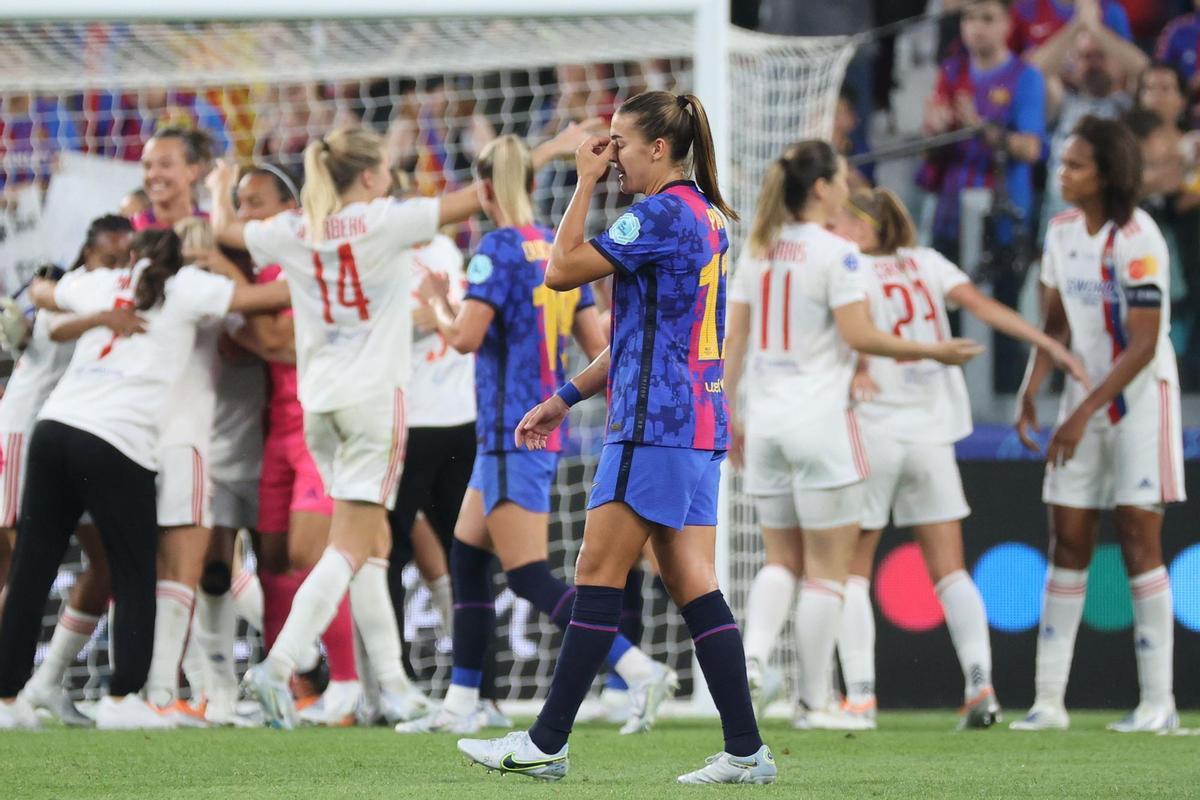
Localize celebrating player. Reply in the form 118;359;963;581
724;140;982;730
458;91;774;785
829;187;1087;730
132;126;214;231
208;124;588;728
1012;116;1184;733
0;229;287;730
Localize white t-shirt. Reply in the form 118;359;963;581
38;262;236;470
159;320;221;453
0;308;76;433
855;247;973;444
243;197;440;412
729;222;866;425
1041;207;1177;420
406;234;475;428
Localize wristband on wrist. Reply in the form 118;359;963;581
555;381;583;407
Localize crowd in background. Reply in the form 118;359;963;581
5;1;1200;388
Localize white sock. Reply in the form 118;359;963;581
743;563;797;665
426;574;453;636
194;590;239;693
146;581;195;707
837;576;875;705
443;683;480;716
935;570;993;700
27;607;100;692
1130;567;1174;707
267;548;354;682
181;627;206;701
1033;566;1087;707
613;645;656;685
231;570;264;632
349;558;411;695
794;578;844;710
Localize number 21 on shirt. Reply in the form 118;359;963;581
312;243;370;324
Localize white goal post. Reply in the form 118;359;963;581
1;1;855;713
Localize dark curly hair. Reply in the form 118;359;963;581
1071;115;1142;227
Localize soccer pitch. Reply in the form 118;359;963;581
2;713;1197;799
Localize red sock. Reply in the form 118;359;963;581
321;594;358;682
259;569;302;651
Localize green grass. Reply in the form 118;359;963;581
2;713;1198;799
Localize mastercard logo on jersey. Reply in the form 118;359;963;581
1128;256;1158;281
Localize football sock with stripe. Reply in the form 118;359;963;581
794;578;844;711
266;548;353;682
743;563;798;666
447;541;495;714
26;606;100;693
529;585;621;754
1033;566;1087;706
1130;566;1173;707
607;569;645;691
683;590;763;758
321;593;358;683
146;580;195;707
348;557;411;694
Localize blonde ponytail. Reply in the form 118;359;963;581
474;134;535;227
301;128;384;244
747;159;789;258
747;140;839;257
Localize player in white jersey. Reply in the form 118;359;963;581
208;125;588;728
3;216;136;727
723;140;983;730
828;187;1087;731
1012;117;1184;734
0;228;287;731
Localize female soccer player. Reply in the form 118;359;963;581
208;124;587;729
1012;116;1184;734
210;164;361;726
3;215;134;727
0;228;287;730
458;91;772;785
828;187;1087;730
132;126;214;231
724;141;981;731
399;134;669;735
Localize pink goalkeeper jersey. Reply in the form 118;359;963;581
257;263;303;436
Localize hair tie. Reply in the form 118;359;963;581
676;95;689;110
257;163;301;204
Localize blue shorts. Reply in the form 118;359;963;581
468;450;558;515
587;442;724;530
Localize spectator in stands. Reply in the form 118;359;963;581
833;85;873;189
0;93;79;190
920;0;1045;391
1037;28;1141;230
1155;1;1200;95
84;88;230;163
1009;0;1132;55
1025;0;1149;84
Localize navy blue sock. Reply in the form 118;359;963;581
682;590;763;757
450;540;495;683
528;585;621;754
606;569;645;691
507;561;633;670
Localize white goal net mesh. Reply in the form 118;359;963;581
0;14;853;704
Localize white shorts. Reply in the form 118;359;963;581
754;482;865;530
0;429;28;528
860;430;970;531
211;476;259;531
304;388;407;509
1044;380;1186;510
157;445;212;528
745;408;869;496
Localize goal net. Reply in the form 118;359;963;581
0;11;854;707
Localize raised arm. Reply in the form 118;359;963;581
418;269;494;354
835;301;983;364
544;136;620;291
206;161;247;250
49;308;146;343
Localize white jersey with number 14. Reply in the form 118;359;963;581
243;197;440;413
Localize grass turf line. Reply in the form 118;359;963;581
1;712;1198;799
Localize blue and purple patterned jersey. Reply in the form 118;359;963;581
465;224;594;453
590;180;729;451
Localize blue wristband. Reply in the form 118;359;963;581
555;382;583;407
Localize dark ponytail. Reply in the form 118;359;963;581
131;229;184;311
71;214;134;269
618;91;738;221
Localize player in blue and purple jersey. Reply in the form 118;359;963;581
404;134;667;736
458;92;775;786
1156;2;1200;86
